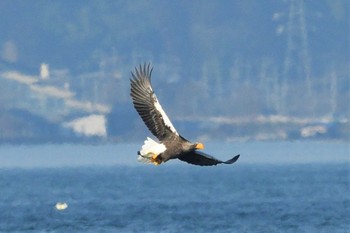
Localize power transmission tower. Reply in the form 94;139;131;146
281;0;313;115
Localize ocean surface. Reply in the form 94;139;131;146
0;141;349;233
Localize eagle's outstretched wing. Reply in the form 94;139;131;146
130;63;178;141
179;151;240;166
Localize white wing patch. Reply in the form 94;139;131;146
138;137;166;163
153;93;178;135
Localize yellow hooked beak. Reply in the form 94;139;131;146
195;143;204;150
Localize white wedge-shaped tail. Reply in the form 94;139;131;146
138;137;166;163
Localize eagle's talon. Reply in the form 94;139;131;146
151;154;162;165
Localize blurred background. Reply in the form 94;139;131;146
0;0;349;144
0;2;349;232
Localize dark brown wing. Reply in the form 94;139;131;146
179;151;240;166
130;63;179;141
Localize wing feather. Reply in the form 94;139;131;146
130;63;178;141
179;151;240;166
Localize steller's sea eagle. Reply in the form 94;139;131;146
130;63;240;166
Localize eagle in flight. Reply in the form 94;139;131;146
130;63;240;166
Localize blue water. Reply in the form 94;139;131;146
0;142;349;232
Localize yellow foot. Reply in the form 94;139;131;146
150;154;162;166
